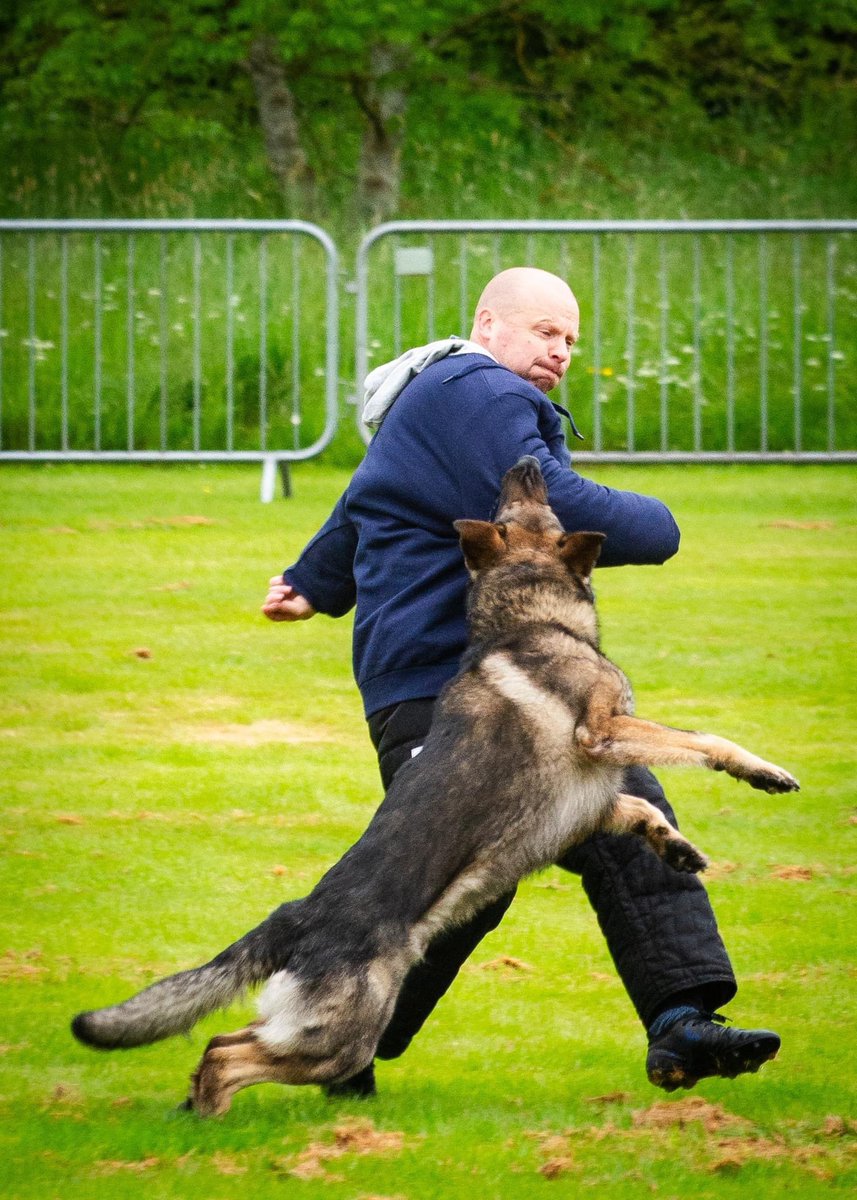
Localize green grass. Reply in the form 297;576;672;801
1;462;855;1198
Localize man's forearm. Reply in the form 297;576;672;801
284;490;358;617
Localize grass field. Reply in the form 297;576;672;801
1;461;855;1198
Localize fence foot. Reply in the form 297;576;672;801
260;457;277;503
260;457;292;502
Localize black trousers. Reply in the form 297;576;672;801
368;698;736;1061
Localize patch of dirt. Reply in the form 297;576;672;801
277;1118;412;1183
585;1091;631;1106
279;1158;344;1183
183;719;340;746
330;1119;408;1154
42;1083;86;1120
821;1115;857;1137
151;580;192;591
524;1129;576;1178
55;813;85;825
211;1151;248;1176
704;860;739;879
764;520;835;531
0;948;47;981
90;515;217;531
478;955;534;973
706;1133;849;1178
770;864;814;881
539;1154;576;1178
94;1157;161;1175
524;1103;857;1181
632;1097;751;1133
353;1194;408;1200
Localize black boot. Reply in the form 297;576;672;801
646;1006;780;1092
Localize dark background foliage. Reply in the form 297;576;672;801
1;0;855;222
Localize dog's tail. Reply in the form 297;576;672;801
71;913;287;1051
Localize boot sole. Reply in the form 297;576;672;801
647;1042;780;1092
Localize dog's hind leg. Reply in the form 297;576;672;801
186;960;407;1117
605;792;708;874
579;715;799;794
187;1027;376;1117
189;1029;308;1117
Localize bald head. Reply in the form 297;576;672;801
474;268;576;320
470;268;580;393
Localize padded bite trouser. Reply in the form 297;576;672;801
367;700;736;1058
558;764;736;1027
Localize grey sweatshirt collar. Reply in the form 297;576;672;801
362;337;496;430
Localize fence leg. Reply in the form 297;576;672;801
260;456;278;503
260;457;292;502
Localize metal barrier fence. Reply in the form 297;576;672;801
0;219;339;496
1;219;855;483
355;220;857;461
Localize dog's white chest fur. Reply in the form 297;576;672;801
549;765;622;851
480;649;620;854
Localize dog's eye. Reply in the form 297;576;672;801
496;523;508;541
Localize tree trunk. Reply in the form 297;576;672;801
352;43;409;223
246;35;314;204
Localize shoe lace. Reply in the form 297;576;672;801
648;1007;732;1041
702;1011;731;1027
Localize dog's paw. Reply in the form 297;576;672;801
745;764;800;794
663;837;708;875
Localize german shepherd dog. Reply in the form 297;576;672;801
72;457;799;1116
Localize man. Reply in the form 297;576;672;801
263;268;780;1097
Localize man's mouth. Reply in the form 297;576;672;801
536;363;562;381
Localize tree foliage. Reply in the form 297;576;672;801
1;0;855;217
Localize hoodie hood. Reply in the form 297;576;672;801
362;337;496;430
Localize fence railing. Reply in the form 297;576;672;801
1;219;855;485
0;220;340;482
355;220;857;461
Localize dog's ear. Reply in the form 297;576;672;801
453;520;508;572
556;531;606;582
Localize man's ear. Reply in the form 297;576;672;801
472;306;495;341
453;520;508;571
556;531;606;582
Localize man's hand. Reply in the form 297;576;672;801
262;576;317;622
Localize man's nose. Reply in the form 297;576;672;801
549;337;571;365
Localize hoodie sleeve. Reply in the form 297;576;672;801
283;490;358;617
468;386;681;567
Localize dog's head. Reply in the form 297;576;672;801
453;456;605;590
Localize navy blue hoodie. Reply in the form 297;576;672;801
285;353;680;717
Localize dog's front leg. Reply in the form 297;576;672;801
605;792;707;873
579;715;799;794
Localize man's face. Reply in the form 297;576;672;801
475;291;580;393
